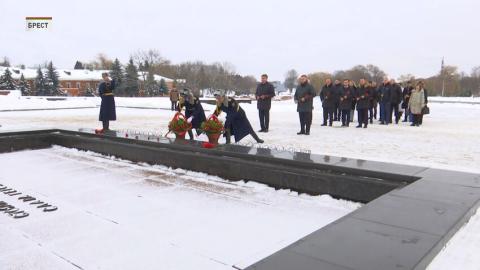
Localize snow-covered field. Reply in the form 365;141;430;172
1;96;479;173
0;147;359;270
1;95;480;269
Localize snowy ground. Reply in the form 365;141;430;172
427;208;480;270
1;96;479;173
0;147;359;270
1;95;480;269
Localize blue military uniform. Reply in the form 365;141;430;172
98;80;116;130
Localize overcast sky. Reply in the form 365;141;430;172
1;0;478;81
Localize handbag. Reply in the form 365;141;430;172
422;106;430;115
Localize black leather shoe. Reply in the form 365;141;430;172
297;131;305;135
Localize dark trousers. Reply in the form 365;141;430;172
334;102;340;121
171;101;177;111
341;109;350;126
381;102;391;123
258;109;270;131
389;103;400;123
102;120;109;130
322;107;334;125
357;109;368;127
299;112;312;133
404;108;410;121
369;107;374;122
412;114;421;126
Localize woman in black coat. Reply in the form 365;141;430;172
98;72;116;131
214;91;263;144
177;89;206;140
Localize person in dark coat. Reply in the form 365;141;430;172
255;74;276;132
98;72;116;131
333;79;342;121
320;78;336;126
214;91;263;144
294;75;316;135
349;80;357;123
378;78;391;125
402;81;413;122
177;88;206;140
389;79;403;124
339;79;353;127
355;78;370;128
368;81;378;124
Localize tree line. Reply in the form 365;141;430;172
1;53;479;96
73;50;257;96
284;64;480;97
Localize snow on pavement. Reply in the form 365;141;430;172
428;208;480;270
0;147;359;270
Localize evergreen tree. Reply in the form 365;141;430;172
159;78;168;95
0;57;10;67
74;61;84;69
124;58;139;97
46;61;61;95
18;73;31;95
145;70;157;96
110;58;124;95
35;67;47;96
0;68;17;90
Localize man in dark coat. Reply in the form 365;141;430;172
355;78;370;128
255;74;276;132
389;79;403;124
402;81;413;122
294;75;316;135
214;91;263;144
333;79;342;121
98;72;116;131
339;79;353;127
368;81;378;124
320;78;336;126
178;88;206;140
378;78;391;125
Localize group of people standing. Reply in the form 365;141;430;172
315;76;429;131
97;72;429;144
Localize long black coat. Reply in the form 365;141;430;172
355;86;370;110
178;97;206;129
294;83;316;112
215;98;254;142
390;83;403;105
339;87;354;110
378;83;391;103
98;80;116;121
320;84;336;109
333;83;342;104
369;86;378;108
402;86;413;109
255;82;275;110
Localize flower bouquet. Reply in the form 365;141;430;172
200;114;224;144
168;112;192;139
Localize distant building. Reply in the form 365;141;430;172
0;67;177;96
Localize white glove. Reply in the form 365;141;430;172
187;116;193;123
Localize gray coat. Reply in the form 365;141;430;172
408;89;425;114
294;83;316;112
